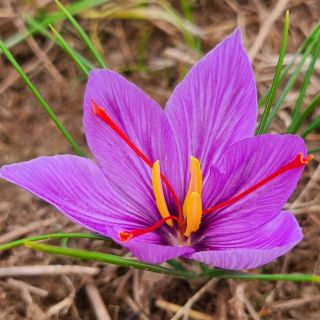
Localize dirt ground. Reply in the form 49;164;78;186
0;0;320;319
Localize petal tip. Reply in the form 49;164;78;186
0;164;13;179
230;27;244;48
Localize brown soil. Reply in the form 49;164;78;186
0;1;320;319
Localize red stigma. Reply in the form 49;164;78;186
119;231;133;242
118;216;178;242
92;101;153;167
203;152;312;215
299;153;313;164
92;101;183;223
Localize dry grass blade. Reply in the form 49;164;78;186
271;295;320;311
0;265;100;278
248;0;289;61
85;282;112;320
2;0;63;82
156;300;215;320
7;278;49;297
0;218;56;245
170;279;217;320
81;5;203;37
125;296;149;320
46;276;75;317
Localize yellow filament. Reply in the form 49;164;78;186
183;157;202;217
184;192;202;237
152;160;173;227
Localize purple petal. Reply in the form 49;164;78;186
165;28;257;191
109;227;194;264
202;134;306;235
83;70;183;208
191;211;302;270
126;241;194;264
0;156;168;235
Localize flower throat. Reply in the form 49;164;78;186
92;101;312;242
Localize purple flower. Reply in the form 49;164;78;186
0;29;311;270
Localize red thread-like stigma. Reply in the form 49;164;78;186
93;101;153;167
119;216;178;242
203;152;313;215
92;101;183;223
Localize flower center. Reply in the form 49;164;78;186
151;157;204;237
92;101;312;243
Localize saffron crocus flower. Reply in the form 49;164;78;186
0;29;311;270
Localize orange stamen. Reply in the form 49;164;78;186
183;157;202;217
92;101;183;222
184;192;202;237
203;153;313;215
119;216;178;242
152;161;173;226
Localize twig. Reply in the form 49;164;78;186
7;278;49;297
270;295;320;311
125;296;149;320
233;283;246;320
217;293;227;320
85;282;112;320
291;204;320;215
0;265;100;278
0;218;56;245
248;0;289;61
235;284;260;320
1;279;48;318
0;40;57;95
3;0;63;82
156;300;215;320
291;164;320;208
46;276;75;317
170;279;217;320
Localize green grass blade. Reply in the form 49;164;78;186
308;147;320;154
26;242;196;278
292;93;320;132
0;41;86;157
179;0;202;51
180;0;193;22
201;269;320;283
0;233;105;252
259;22;320;108
199;262;211;272
84;5;202;51
49;24;90;76
137;27;153;71
301;116;320;138
54;0;107;68
26;17;95;72
3;0;109;50
265;39;316;130
288;34;320;133
167;259;187;272
161;2;201;51
256;11;289;135
299;22;320;50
